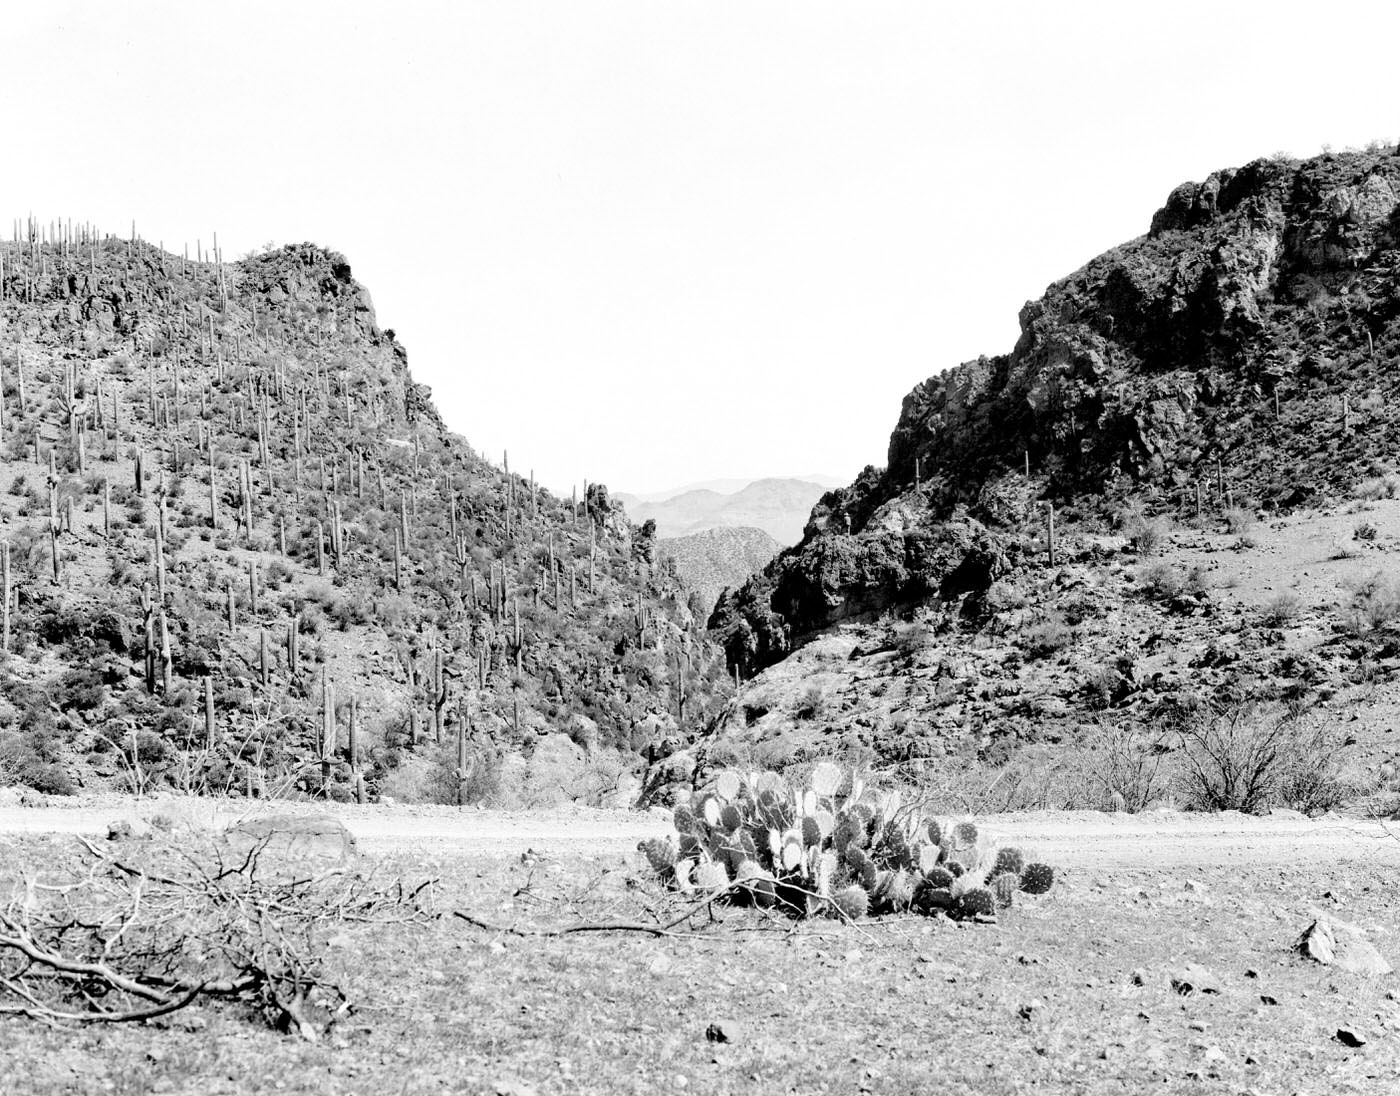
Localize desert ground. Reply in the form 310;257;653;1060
3;800;1399;1096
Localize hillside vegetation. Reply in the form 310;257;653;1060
0;230;726;803
704;147;1400;802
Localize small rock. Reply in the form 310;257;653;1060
1171;963;1222;996
1336;1026;1367;1048
705;1019;743;1044
1018;999;1046;1021
1202;1046;1227;1064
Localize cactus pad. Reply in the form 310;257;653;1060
810;761;842;797
923;866;955;889
695;861;730;890
720;803;744;831
912;879;953;914
638;837;676;875
993;846;1025;877
952;821;979;848
953;886;996;921
990;872;1018;908
829;883;870;921
715;770;742;801
1020;862;1055;895
672;803;698;834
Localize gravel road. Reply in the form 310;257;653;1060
2;797;1397;869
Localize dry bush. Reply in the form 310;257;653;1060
1355;474;1400;500
900;748;1090;814
1223;508;1254;535
1077;723;1171;812
1174;704;1347;814
1340;572;1400;635
0;830;429;1038
1119;510;1169;556
1261;590;1301;627
1021;612;1071;659
1138;561;1183;601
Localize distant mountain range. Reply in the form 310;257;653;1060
618;476;838;545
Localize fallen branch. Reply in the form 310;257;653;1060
452;886;731;939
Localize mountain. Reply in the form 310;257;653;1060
658;526;781;618
702;147;1400;783
620;473;845;504
620;477;832;545
0;233;726;805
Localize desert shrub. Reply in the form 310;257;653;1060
1021;612;1070;659
1355;474;1400;500
1224;508;1254;535
1137;561;1183;602
14;760;74;796
1340;572;1400;635
1078;723;1169;812
1355;520;1378;542
1174;704;1346;814
794;683;826;720
52;665;106;713
1261;591;1301;627
1082;664;1127;710
1122;512;1168;556
1182;565;1212;599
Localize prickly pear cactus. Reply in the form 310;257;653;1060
829;883;870;921
695;860;730;891
1020;863;1055;895
953;886;996;921
990;872;1018;909
638;837;676;876
994;846;1025;877
640;766;1056;926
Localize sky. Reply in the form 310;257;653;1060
4;2;1400;495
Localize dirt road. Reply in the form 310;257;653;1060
2;797;1397;869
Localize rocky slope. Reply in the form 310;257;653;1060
658;526;780;619
704;147;1400;787
620;477;830;545
0;233;727;804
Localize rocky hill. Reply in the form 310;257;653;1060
704;147;1400;791
620;477;830;545
658;526;780;619
0;231;727;804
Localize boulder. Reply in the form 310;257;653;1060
107;816;154;842
0;785;47;808
1297;916;1392;977
222;814;357;881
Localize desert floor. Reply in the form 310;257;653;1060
2;801;1398;1095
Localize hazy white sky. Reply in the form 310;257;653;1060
5;2;1399;494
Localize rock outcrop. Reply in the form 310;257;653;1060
714;147;1400;678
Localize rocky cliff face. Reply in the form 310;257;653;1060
713;148;1400;678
